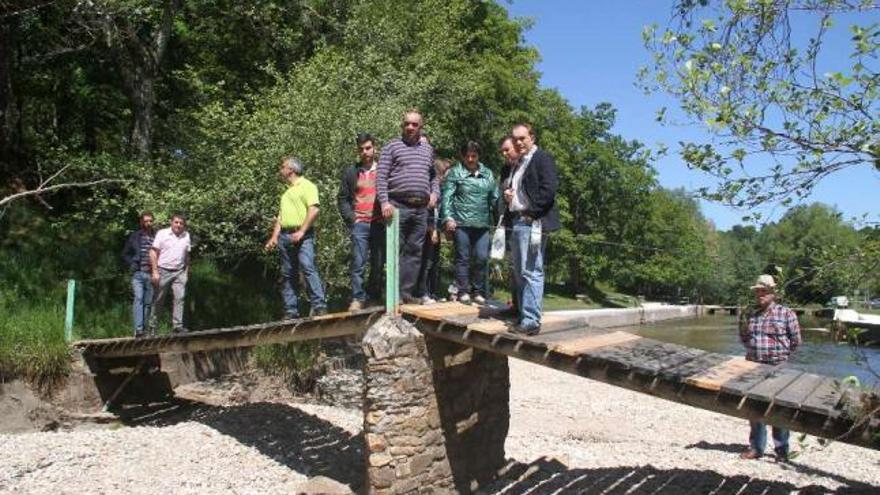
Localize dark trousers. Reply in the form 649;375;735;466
393;202;427;301
417;229;442;299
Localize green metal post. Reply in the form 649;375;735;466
65;279;76;342
385;209;400;315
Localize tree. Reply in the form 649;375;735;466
641;0;880;210
757;203;860;303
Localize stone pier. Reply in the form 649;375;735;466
362;316;509;494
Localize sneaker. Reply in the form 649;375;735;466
134;331;145;339
420;295;437;305
472;294;486;305
348;300;364;311
172;327;188;334
458;293;471;304
310;306;328;317
283;312;299;320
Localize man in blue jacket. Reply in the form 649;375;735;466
121;211;155;337
501;123;560;335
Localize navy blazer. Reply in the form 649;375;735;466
500;148;561;232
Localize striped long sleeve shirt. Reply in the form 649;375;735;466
376;137;439;205
740;302;801;365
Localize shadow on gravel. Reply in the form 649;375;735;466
120;399;364;490
684;440;875;489
477;456;879;495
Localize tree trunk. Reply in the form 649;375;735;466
0;20;19;176
110;0;179;159
127;65;155;159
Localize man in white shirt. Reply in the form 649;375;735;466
501;123;560;335
149;213;192;334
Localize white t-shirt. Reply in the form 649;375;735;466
152;227;191;270
510;145;537;212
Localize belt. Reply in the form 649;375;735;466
392;196;428;207
280;226;302;232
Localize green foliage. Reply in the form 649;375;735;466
0;300;71;386
252;341;322;391
641;1;880;207
758;203;861;303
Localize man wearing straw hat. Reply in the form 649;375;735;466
739;273;801;461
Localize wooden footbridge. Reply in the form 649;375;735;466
73;302;880;450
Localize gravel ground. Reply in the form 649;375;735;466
1;360;879;494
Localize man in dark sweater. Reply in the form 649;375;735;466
377;110;439;304
337;133;385;311
501;123;560;335
121;211;155;337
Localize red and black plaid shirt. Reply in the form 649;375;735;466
740;302;801;365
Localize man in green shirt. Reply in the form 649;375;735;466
264;156;327;318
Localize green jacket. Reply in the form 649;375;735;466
441;162;500;228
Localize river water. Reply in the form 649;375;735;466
625;314;880;386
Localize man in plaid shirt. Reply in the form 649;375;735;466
739;274;801;461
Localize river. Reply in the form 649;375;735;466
626;314;880;386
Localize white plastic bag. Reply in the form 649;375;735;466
489;217;506;260
529;218;542;252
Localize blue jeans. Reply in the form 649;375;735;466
350;221;385;302
279;230;326;316
511;217;546;329
453;226;490;297
749;421;789;455
131;271;153;334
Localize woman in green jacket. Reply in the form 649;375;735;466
442;141;500;304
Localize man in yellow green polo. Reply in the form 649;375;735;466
264;156;327;318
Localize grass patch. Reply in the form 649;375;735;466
0;302;71;386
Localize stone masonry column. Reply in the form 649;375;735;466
362;315;510;494
362;316;455;494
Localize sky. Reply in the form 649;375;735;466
505;0;879;231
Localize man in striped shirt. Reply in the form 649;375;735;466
377;109;440;304
338;133;385;311
739;273;801;461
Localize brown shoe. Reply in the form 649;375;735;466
739;450;762;460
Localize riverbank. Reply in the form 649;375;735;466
1;359;878;494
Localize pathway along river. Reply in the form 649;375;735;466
626;314;880;386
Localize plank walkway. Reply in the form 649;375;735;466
72;308;382;358
401;302;880;451
72;302;879;450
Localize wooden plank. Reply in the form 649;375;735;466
744;367;804;403
685;358;764;392
581;338;702;376
533;326;607;345
772;373;826;409
620;340;705;376
551;331;641;356
800;379;847;417
717;362;776;396
467;318;514;335
659;352;729;383
402;302;481;320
